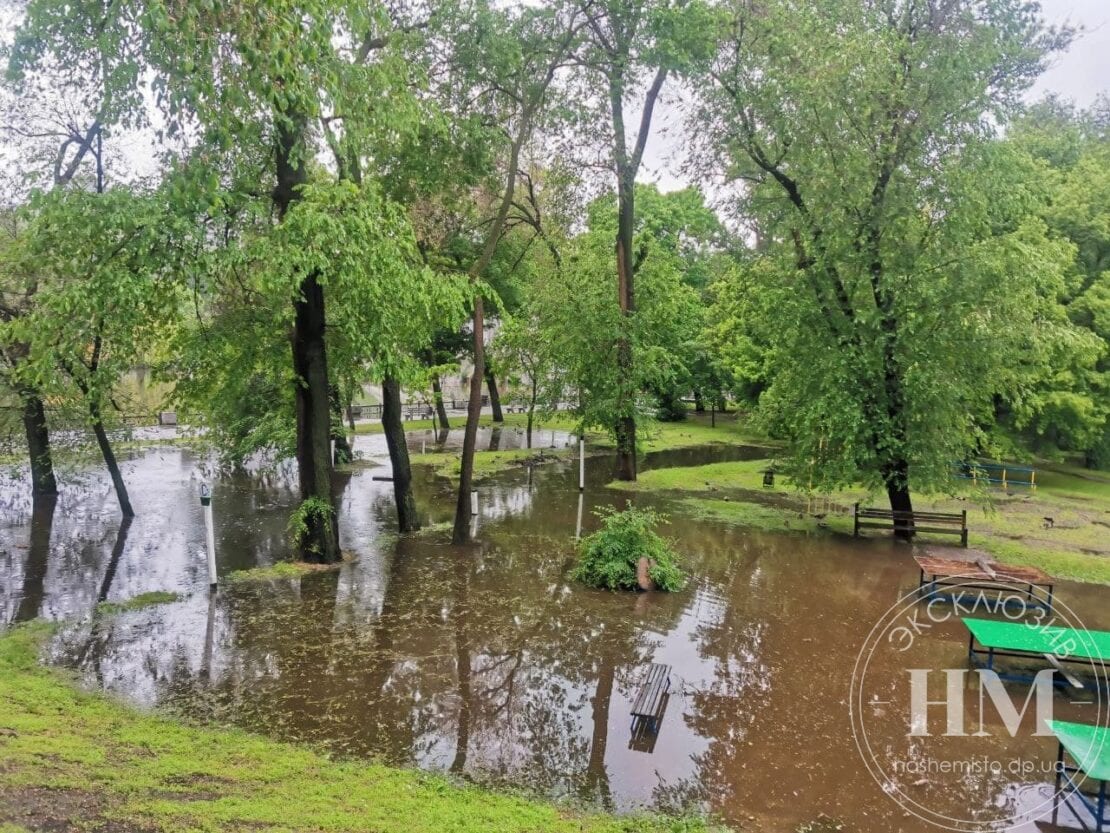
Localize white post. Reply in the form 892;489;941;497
421;439;426;454
200;485;217;589
470;488;478;516
578;437;585;491
575;491;584;540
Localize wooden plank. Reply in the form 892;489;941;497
631;663;671;720
975;558;998;579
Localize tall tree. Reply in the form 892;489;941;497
10;0;432;558
698;0;1076;529
1;187;189;517
432;0;584;544
572;0;717;480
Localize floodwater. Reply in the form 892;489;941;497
1;425;1108;832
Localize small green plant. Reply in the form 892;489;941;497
573;506;685;591
286;496;334;555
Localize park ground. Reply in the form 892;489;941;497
377;409;1110;585
0;623;717;833
3;409;1108;832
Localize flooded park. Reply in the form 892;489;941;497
4;425;1107;832
2;0;1110;829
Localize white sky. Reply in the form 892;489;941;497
2;1;1106;195
641;0;1110;192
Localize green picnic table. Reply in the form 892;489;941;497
962;617;1110;690
1047;720;1110;831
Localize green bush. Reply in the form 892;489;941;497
573;506;685;591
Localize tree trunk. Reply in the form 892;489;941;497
613;167;637;482
693;390;705;413
345;389;357;433
89;400;134;518
883;460;915;539
452;297;485;545
381;375;420;533
275;115;339;564
485;366;503;423
290;273;340;562
431;375;450;431
526;375;538;449
20;388;58;498
330;385;353;465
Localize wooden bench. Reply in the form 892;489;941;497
854;503;968;546
914;554;1055;612
630;662;671;735
402;406;433;421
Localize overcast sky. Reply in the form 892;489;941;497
2;1;1106;195
642;0;1110;192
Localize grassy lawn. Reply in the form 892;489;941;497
610;458;1110;585
0;624;717;833
410;446;578;482
391;411;771;482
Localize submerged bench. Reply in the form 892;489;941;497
914;554;1055;612
854;503;968;546
963;617;1110;691
1048;720;1110;832
630;662;671;735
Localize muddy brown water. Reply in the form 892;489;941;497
1;426;1108;832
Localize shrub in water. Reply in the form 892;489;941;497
573;506;685;591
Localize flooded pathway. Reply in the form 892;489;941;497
1;426;1107;832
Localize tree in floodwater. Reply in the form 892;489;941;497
0;187;189;517
530;185;705;449
569;0;718;480
697;0;1080;531
412;0;585;544
0;76;113;501
10;0;435;559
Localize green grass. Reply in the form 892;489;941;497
95;591;182;615
0;624;720;833
353;411;583;436
394;411;772;482
629;415;773;454
677;497;854;536
225;561;347;584
411;446;578;482
611;458;1110;585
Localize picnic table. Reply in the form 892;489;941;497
1048;720;1110;831
963;617;1110;690
915;554;1055;612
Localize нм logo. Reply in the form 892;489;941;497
907;669;1055;737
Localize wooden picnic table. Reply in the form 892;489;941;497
914;554;1055;611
